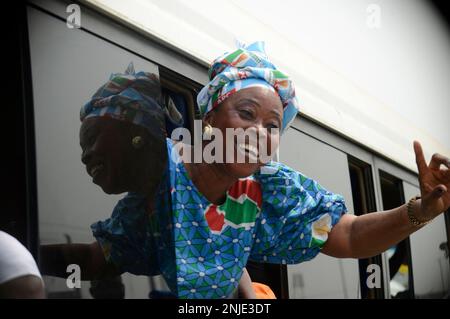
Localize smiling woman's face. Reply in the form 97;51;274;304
205;86;283;178
79;117;137;194
79;116;168;196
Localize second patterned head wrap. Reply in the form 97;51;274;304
80;63;166;139
197;41;300;133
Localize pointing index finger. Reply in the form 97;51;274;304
414;140;428;176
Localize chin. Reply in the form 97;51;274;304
222;162;261;179
96;179;125;195
101;187;128;195
100;187;118;195
96;183;114;194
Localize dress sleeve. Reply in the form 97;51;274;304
249;162;348;264
91;193;160;276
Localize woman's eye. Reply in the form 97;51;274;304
267;126;280;135
265;123;280;131
239;109;254;119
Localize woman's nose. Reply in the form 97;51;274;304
250;124;268;139
257;125;268;138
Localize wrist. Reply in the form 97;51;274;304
406;196;431;227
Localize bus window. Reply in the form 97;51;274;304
28;0;206;298
280;128;358;299
348;156;385;299
379;170;415;299
159;66;202;139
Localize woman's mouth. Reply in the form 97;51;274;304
237;143;259;162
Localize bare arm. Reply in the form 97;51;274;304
238;267;256;299
0;275;45;299
323;141;450;259
322;202;422;258
39;242;120;280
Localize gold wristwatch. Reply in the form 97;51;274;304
407;196;430;227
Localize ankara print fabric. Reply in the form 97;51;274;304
91;139;347;298
80;63;166;139
250;163;347;264
197;41;300;134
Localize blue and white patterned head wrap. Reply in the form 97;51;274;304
197;41;300;133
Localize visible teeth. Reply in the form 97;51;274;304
238;143;258;157
90;164;103;176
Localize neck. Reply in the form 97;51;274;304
133;154;166;199
135;178;159;198
181;143;237;205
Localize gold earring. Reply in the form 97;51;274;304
132;136;144;149
203;124;213;140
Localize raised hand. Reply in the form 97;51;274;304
413;140;450;221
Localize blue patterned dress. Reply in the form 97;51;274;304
91;139;347;298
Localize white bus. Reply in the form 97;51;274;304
8;0;449;299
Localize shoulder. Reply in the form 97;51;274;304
253;161;314;189
0;231;42;284
0;231;34;262
165;138;184;173
255;161;301;177
252;161;335;208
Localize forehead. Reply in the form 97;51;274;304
80;117;103;135
226;86;282;108
80;117;121;138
